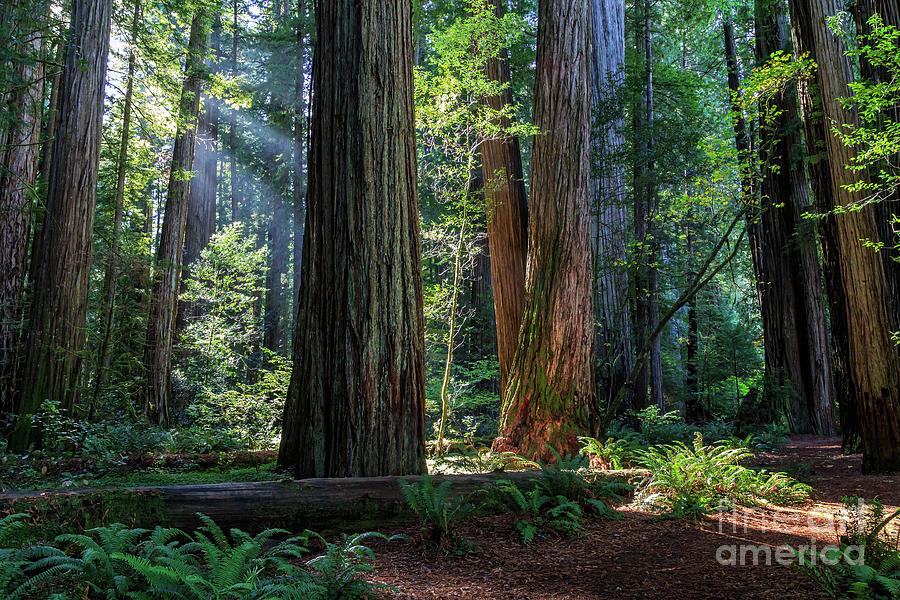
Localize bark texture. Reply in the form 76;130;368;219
142;13;208;427
480;0;529;395
589;0;632;411
788;0;900;472
753;0;836;435
277;0;427;478
494;0;595;461
0;0;46;415
15;0;111;440
93;3;140;402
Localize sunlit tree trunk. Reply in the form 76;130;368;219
480;0;528;395
292;0;307;325
493;0;595;461
92;3;141;404
142;12;208;427
14;0;111;446
788;0;900;472
752;0;836;435
0;0;46;415
277;0;427;478
589;0;632;412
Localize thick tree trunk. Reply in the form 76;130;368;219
0;0;45;415
13;0;111;446
277;0;427;478
142;13;209;427
589;0;632;412
479;0;529;396
292;0;307;325
850;0;900;357
93;3;140;404
493;0;595;461
753;0;836;435
788;0;900;472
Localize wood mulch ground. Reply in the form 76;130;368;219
368;436;899;599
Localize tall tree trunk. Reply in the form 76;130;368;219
589;0;632;413
277;0;427;478
142;13;209;427
752;0;836;435
850;0;900;357
788;0;900;472
92;3;140;404
0;0;46;415
292;0;307;325
229;0;239;224
480;0;529;396
632;0;661;411
181;17;221;330
13;0;111;446
38;37;64;189
263;195;288;354
493;0;595;461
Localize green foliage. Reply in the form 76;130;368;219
830;14;900;208
4;513;392;599
486;480;584;545
429;448;537;474
306;531;399;599
399;474;476;553
793;497;900;599
578;436;639;470
634;433;810;516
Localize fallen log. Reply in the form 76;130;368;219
0;470;644;542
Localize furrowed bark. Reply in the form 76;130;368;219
277;0;427;478
494;0;596;461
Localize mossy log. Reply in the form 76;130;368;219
0;470;644;541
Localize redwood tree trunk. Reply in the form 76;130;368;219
93;3;140;402
788;0;900;472
142;13;208;427
292;0;307;325
14;0;111;446
277;0;427;478
753;0;836;435
589;0;632;412
493;0;595;461
180;18;220;332
0;0;45;415
480;0;528;395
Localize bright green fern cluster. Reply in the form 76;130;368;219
634;432;810;517
3;513;394;599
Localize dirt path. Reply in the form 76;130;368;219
370;436;898;599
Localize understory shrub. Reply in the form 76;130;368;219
399;474;477;554
634;432;810;517
794;497;900;599
485;479;584;544
3;513;393;599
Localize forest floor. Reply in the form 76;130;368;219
370;436;900;600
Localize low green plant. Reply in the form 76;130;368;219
487;479;583;544
634;432;810;516
4;513;391;599
306;531;399;599
399;473;476;553
793;497;900;599
429;448;536;474
578;436;638;469
536;447;631;517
